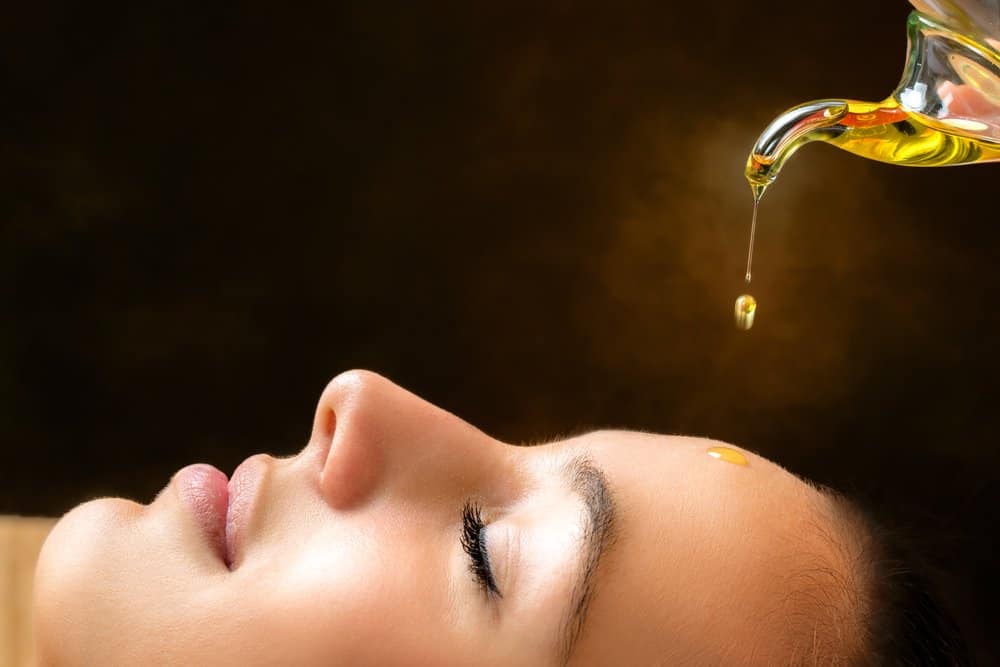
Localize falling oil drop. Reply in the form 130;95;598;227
734;192;761;331
734;294;756;331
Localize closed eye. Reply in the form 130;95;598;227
460;501;502;598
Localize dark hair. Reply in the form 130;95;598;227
826;490;975;666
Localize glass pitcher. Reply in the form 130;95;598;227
745;0;1000;201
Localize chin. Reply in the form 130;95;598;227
32;498;133;663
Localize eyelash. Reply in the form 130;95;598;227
460;501;502;599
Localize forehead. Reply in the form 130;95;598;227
564;430;803;493
564;430;817;550
549;430;823;664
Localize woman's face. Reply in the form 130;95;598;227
34;370;842;666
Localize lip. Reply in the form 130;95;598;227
175;463;230;566
225;454;267;570
175;455;266;570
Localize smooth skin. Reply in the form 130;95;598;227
33;370;861;665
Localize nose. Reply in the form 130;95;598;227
309;370;508;510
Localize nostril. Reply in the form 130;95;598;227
312;409;336;473
319;414;383;511
310;370;396;508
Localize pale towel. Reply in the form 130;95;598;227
1;516;58;667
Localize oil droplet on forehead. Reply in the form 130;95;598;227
734;294;756;331
706;446;748;466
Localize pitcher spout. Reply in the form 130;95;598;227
745;100;850;199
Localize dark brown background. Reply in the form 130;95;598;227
3;1;998;662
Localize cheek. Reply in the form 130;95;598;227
279;523;394;616
251;521;451;664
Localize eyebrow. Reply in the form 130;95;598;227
555;454;618;666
